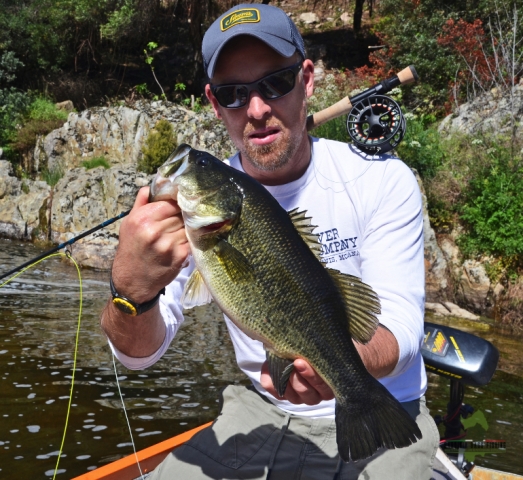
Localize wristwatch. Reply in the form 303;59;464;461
110;277;165;316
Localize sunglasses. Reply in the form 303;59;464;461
210;62;303;109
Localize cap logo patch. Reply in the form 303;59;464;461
221;8;260;31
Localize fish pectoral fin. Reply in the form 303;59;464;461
288;208;322;259
181;269;213;308
327;269;381;344
266;351;294;397
213;240;255;283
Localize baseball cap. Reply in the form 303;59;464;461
202;3;306;79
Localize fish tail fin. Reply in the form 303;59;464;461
335;382;422;463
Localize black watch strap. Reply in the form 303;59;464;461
110;277;165;316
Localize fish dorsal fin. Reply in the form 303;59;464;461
213;239;255;283
181;269;213;309
328;269;381;344
266;350;295;397
288;208;322;259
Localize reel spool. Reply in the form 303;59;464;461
346;95;406;155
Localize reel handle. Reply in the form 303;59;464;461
306;65;418;131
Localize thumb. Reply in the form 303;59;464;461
133;186;151;208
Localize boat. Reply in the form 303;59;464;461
72;323;522;480
71;425;522;480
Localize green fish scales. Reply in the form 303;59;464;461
149;144;422;462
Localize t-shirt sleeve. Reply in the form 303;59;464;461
359;160;425;377
108;258;195;370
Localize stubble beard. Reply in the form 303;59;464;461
240;112;306;172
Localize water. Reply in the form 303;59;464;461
0;239;246;479
1;238;522;477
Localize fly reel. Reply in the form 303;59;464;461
346;95;406;155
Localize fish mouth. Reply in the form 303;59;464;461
183;213;234;236
149;145;192;202
199;219;233;235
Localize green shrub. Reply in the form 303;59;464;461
139;120;177;174
28;97;68;122
82;156;110;170
395;114;445;180
0;51;31;148
8;97;68;160
458;145;523;259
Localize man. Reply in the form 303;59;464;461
101;3;439;479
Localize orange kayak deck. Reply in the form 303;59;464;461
72;422;212;480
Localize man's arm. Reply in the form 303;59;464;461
100;187;190;359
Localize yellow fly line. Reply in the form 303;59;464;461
0;251;83;480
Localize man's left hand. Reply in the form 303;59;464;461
260;359;335;405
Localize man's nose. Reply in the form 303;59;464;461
246;91;271;119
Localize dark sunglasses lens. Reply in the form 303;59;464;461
215;85;249;108
258;69;296;99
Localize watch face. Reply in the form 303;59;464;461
113;297;138;316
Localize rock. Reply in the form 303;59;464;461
299;12;320;24
493;283;504;298
340;12;351;25
458;259;491;311
425;302;453;317
0;161;51;240
39;101;234;172
56;100;74;113
442;301;480;320
43;106;148;171
439;82;523;137
50;164;152;269
314;60;326;84
425;301;480;320
413;169;449;301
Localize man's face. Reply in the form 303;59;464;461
205;37;314;184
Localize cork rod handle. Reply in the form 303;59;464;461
306;65;418;131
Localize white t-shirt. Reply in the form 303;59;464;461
112;137;427;418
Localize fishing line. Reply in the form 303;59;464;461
112;353;146;479
0;251;83;479
52;251;82;480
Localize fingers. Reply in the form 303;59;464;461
112;187;190;301
260;359;334;406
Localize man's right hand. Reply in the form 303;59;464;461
100;186;190;358
111;186;190;303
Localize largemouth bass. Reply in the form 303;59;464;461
149;144;422;462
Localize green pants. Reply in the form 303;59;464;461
149;385;440;480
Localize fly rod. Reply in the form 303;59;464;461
0;210;130;281
306;65;418;131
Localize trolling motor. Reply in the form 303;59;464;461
422;322;500;477
306;65;418;154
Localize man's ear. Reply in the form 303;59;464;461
301;59;315;99
205;84;222;119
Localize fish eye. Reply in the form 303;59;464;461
196;157;210;167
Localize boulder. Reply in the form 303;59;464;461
40;101;234;172
0;160;51;240
50;164;152;270
340;12;351;25
439;79;523;137
299;12;320;24
413;170;449;301
458;259;491;312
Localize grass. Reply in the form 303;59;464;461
41;165;64;187
82;156;111;170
